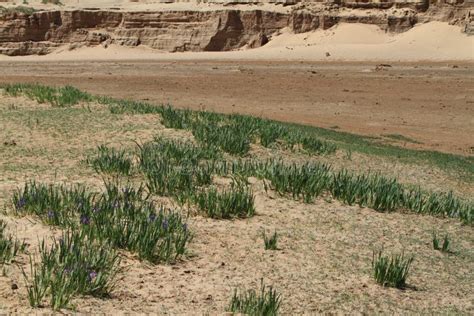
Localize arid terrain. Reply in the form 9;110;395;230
0;60;473;155
0;85;472;314
0;0;473;314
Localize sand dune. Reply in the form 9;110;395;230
0;22;472;62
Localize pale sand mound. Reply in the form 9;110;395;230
258;22;474;61
0;22;472;61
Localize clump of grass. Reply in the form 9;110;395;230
160;106;194;129
263;231;278;250
192;184;255;219
432;232;450;253
372;250;414;289
138;138;218;197
264;161;331;203
299;136;337;155
0;220;26;264
83;183;191;263
192;123;252;156
23;230;120;310
2;83;92;107
259;123;288;148
140;137;221;166
88;145;133;176
13;182;191;264
228;280;282;315
12;181;94;227
330;171;403;212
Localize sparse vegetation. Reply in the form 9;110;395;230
263;231;278;250
13;182;191;264
23;230;120;309
372;250;414;289
87;145;133;176
228;280;282;315
0;83;473;313
0;220;26;264
432;232;451;253
192;185;255;219
2;84;92;107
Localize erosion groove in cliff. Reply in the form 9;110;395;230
0;1;470;56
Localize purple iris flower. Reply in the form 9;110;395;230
148;213;156;222
88;271;98;281
80;214;90;225
16;198;26;209
47;210;55;219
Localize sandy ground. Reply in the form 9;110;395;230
0;22;472;62
1;59;473;156
0;94;473;314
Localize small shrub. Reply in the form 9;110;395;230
228;280;282;316
263;231;278;250
372;250;414;289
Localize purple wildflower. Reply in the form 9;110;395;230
162;219;168;230
92;206;100;213
80;214;90;225
63;267;72;275
47;210;55;219
88;271;98;281
16;198;26;209
148;213;156;222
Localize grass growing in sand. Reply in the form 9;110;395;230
228;280;282;315
23;230;120;309
263;231;278;251
0;220;26;264
0;83;473;313
372;250;414;289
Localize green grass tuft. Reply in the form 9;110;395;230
372;250;414;289
228;280;282;315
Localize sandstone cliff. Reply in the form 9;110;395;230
0;0;471;56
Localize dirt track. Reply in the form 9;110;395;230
1;60;473;155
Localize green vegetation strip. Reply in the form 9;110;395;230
2;83;471;180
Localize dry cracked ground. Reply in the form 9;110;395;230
0;80;473;314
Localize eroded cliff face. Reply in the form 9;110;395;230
0;0;471;56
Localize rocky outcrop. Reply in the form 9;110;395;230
0;0;471;56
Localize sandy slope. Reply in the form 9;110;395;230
0;22;471;62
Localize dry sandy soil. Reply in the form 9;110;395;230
0;90;473;314
0;60;473;156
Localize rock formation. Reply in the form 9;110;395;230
0;0;471;56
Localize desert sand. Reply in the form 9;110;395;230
0;22;472;62
0;1;473;314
